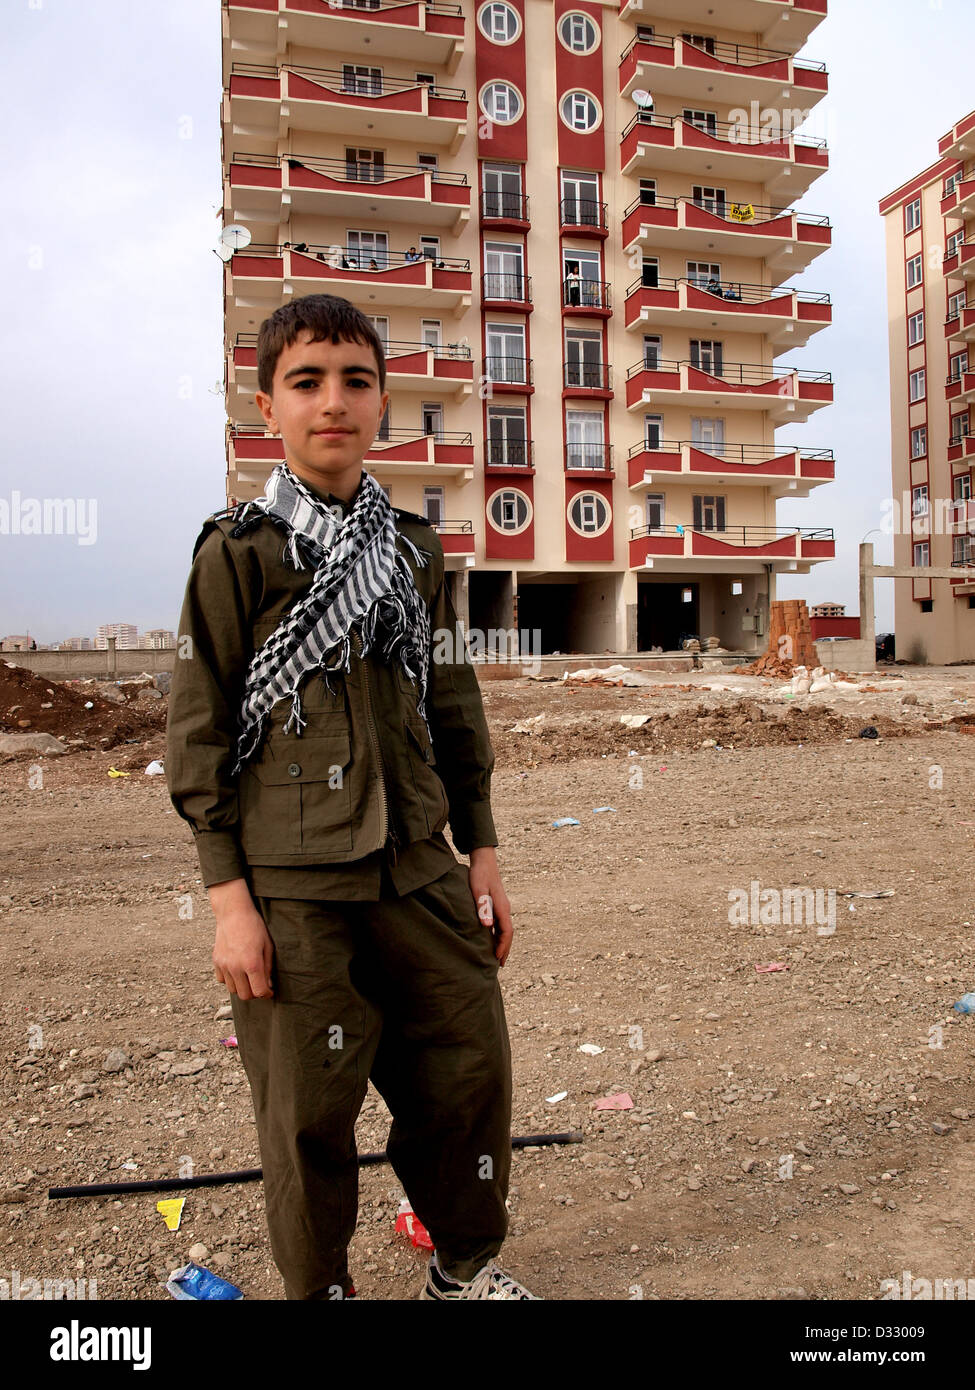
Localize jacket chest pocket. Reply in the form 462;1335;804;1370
238;720;354;854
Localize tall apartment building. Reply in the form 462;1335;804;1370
221;0;834;655
879;108;975;665
95;623;139;650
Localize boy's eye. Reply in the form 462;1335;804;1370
295;378;369;389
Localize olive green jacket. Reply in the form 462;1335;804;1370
165;494;497;889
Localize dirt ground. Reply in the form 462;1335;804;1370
2;660;975;1301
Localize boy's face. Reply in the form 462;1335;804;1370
255;328;390;499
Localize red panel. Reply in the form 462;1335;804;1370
810;616;860;638
627;449;681;485
622;202;678;247
799;456;835;479
565;478;614;562
229;74;279;99
230;162;281;188
484;475;534;560
688;448;797;475
232;254;284;277
692;532;796;557
554;0;605;171
475;0;527;162
682;46;789;83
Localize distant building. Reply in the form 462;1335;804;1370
96;623;139;650
811;601;845;618
56;637;95;650
1;634;33;651
143;629;177;650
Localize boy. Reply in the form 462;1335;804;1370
166;293;537;1300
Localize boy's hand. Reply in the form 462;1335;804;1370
468;847;513;967
208;878;275;1000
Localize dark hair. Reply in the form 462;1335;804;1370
257;293;386;397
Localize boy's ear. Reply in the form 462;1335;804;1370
256;390;277;431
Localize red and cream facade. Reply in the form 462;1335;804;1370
879;110;975;664
221;0;834;653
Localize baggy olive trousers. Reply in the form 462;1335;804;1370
230;856;513;1299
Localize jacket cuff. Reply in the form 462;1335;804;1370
193;829;249;887
449;801;498;856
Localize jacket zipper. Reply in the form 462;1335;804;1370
350;625;396;864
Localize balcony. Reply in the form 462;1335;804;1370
565;443;615;477
949;433;975;463
479;190;530;232
563;362;613;398
431;519;475;558
619;0;828;54
230;333;474;403
485;440;535;475
625;357;833;423
562;278;612;317
481;272;533;311
627;440;834;496
559;197;609;239
227;64;467;150
943;238;975;282
946;301;975;343
620;112;829;200
226;245;472;322
619;33;827;117
627;522;835;572
942;175;975;220
229;424;474;484
622;193;831;275
227;153;470;230
624;274;831;348
947;368;975;407
483;356;534;394
939;110;975;165
224;0;465;72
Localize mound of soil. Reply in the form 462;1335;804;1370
0;662;168;754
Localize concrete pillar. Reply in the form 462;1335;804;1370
107;635;117;677
620;568;639;653
859;543;876;651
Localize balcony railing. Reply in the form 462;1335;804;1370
233;241;470;271
480;191;530;220
430;519;474;533
626;358;833;386
234;331;472;361
328;0;462;12
946;300;974;324
231;423;473;446
562;278;612;309
482;272;532;302
619;31;826;72
486;440;534;467
625;273;830;306
630;523;834;543
626;439;834;464
565;443;615;470
483;356;534;385
563;362;612;390
621;110;828;153
559;197;608;230
622;191;831;229
233;151;469;185
230;62;466;100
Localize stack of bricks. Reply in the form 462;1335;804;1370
738;599;819;676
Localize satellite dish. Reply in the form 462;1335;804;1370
632;89;654;109
214;243;235;262
220;224;252;250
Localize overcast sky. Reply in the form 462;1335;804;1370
1;0;972;642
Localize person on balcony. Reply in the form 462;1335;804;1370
723;284;742;302
368;258;380;271
404;247;422;263
565;263;581;306
705;275;723;296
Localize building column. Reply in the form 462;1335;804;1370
620;568;639;653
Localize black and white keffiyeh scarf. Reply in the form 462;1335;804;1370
226;463;433;775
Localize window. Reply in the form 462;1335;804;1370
644;413;663;449
905;198;921;233
420;235;441;261
346;228;389;268
690;340;723;376
481;81;522;124
641;256;659;288
687;261;721;288
645;493;665;529
949;351;968;382
568;492;610;535
912;484;929;518
691;418;725;458
909;368;925;402
421;402;444;439
643;335;662;369
560;90;600;133
913;541;930;566
342;63;383;96
564;328;603;387
954;473;973;501
417;153;440;180
420;320;442;348
566;409;606;468
945;172;962;198
947;229;965;258
482;163;524;219
423;487;445;524
486;406;528;466
681;32;717;55
906;254;922;288
345;147;384;182
478;2;518;42
639;179;656;206
558;11;599;54
683;109;718;136
908;310;924;345
949;290;967;320
911;425;927;459
693;495;726;531
488;487;531;531
692;185;727;217
561;171;601;227
635;24;655;42
954;535;975;564
484;240;524;300
951;412;971;442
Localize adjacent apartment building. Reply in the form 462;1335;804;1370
879;109;975;665
221;0;834;655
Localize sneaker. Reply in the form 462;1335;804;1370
420;1249;540;1300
